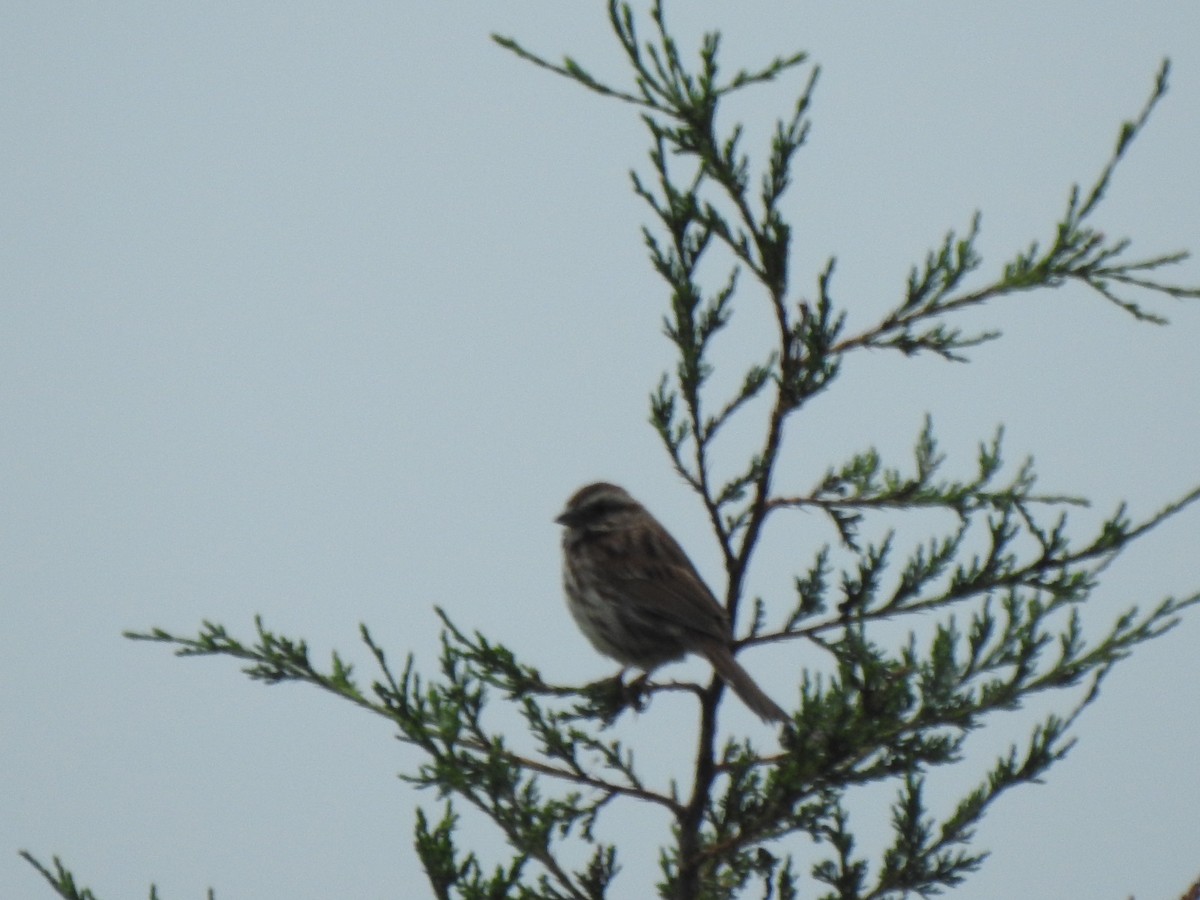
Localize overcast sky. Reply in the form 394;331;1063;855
3;3;1199;898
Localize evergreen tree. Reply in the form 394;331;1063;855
23;3;1200;898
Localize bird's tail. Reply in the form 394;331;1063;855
704;644;788;724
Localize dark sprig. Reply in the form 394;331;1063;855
494;1;810;115
836;59;1196;365
18;852;215;900
770;418;1086;550
19;854;103;900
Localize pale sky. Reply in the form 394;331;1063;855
3;3;1199;898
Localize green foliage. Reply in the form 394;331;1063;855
18;851;215;900
23;2;1200;898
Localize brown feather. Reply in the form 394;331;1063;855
557;482;788;724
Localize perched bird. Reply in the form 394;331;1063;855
556;482;787;723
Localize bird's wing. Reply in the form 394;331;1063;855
595;526;731;644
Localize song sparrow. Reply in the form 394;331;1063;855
556;482;788;723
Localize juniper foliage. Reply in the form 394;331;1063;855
24;3;1200;899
